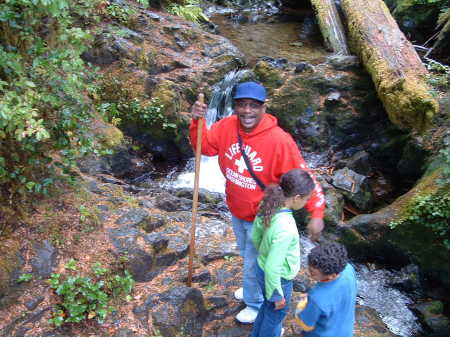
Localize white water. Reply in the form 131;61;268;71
171;156;226;194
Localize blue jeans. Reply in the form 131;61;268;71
231;216;263;310
250;264;293;337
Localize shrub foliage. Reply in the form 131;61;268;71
0;0;105;203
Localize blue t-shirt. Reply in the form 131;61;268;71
298;263;357;337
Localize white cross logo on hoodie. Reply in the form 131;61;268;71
235;156;248;174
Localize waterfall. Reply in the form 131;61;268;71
206;69;250;128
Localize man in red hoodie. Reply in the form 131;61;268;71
190;81;325;324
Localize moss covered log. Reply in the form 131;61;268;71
341;0;439;131
310;0;350;55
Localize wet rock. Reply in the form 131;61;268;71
332;168;373;211
202;37;242;59
174;187;224;205
345;150;372;176
411;301;450;334
31;240;57;279
144;232;169;252
113;328;137;337
397;138;428;182
294;62;314;73
24;296;45;311
156;234;189;267
115;208;149;226
140;213;167;232
189;219;238;263
206;296;228;310
180;269;212;285
154;191;193;211
108;225;139;252
254;60;284;88
389;264;423;296
122;248;155;282
104;149;154;179
323;184;345;226
327;55;360;70
353;305;398;337
149;286;208;337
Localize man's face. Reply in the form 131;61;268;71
234;98;266;133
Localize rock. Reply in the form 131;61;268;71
122;248;155;283
140;213;167;232
149;286;208;337
294;62;314;73
24;296;45;311
154;191;193;211
31;240;57;279
345;150;373;176
0;239;21;297
115;208;150;226
323;184;345;226
254;60;284;89
353;305;399;336
188;219;238;263
397;138;429;182
332;168;373;211
327;55;360;70
113;328;138;337
411;300;450;334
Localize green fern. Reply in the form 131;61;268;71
167;0;209;24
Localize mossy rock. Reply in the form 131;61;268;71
90;119;124;148
254;61;285;90
269;76;320;134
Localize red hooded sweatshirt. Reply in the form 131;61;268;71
190;113;325;222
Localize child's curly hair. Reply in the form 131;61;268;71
308;241;348;275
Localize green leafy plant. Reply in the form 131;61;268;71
168;0;209;24
98;97;176;130
48;264;135;326
389;190;450;249
136;0;150;7
17;273;33;283
48;273;110;326
106;3;137;26
64;259;78;271
78;205;99;232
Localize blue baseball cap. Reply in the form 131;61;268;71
233;81;267;103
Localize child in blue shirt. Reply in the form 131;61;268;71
295;241;357;337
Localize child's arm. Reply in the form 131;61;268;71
251;217;264;251
264;230;293;305
295;295;319;333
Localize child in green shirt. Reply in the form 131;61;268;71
250;168;316;337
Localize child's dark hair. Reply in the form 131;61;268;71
308;241;348;275
258;168;314;229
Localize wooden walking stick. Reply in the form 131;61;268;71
187;93;204;287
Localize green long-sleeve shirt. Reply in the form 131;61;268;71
252;208;301;301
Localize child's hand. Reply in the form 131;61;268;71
307;218;324;242
274;297;286;310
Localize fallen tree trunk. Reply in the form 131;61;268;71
310;0;350;55
341;0;439;131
